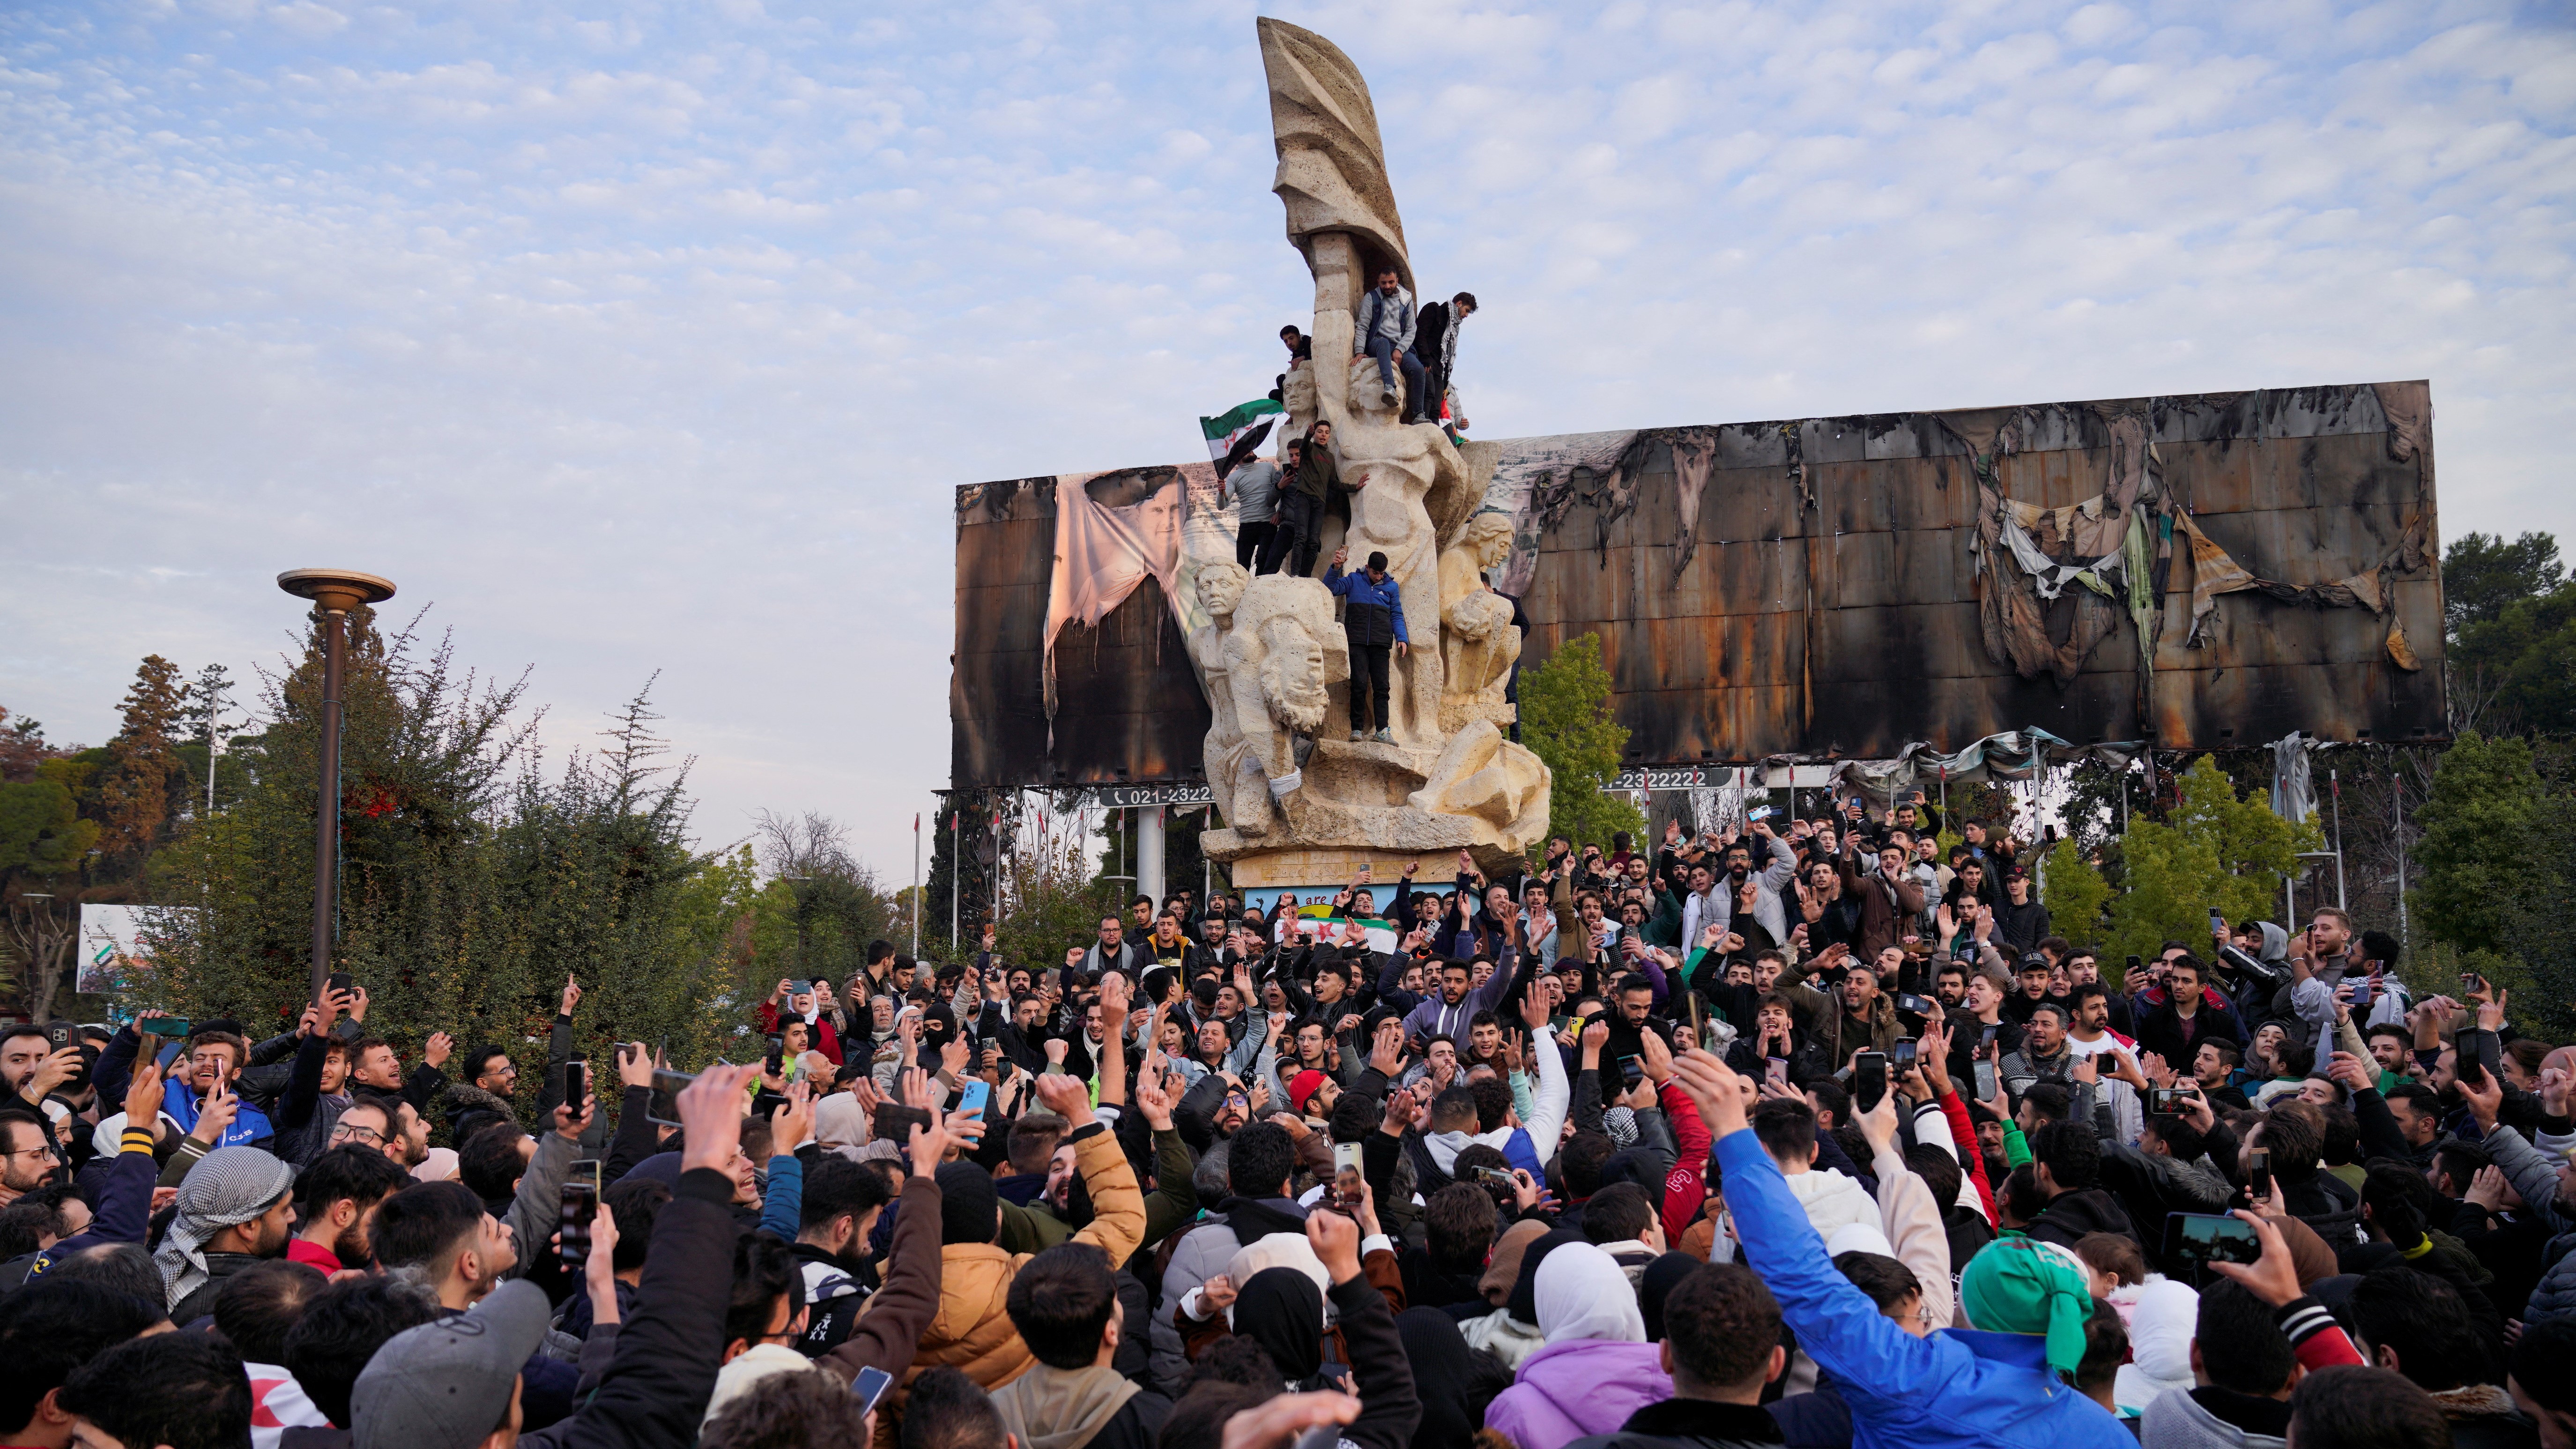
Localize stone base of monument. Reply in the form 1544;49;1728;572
1203;721;1550;883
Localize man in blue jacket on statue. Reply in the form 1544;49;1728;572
1323;545;1406;744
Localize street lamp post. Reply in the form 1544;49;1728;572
277;569;396;1003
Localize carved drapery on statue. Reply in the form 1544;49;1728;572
1191;20;1552;875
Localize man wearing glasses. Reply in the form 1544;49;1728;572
0;1112;63;1205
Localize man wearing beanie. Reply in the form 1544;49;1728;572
886;1071;1143;1425
1670;1047;2133;1449
1287;1068;1338;1128
1322;544;1408;743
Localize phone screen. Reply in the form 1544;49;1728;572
1332;1140;1364;1209
1972;1058;1998;1101
851;1365;896;1414
564;1059;586;1111
1891;1039;1917;1071
2164;1211;2262;1266
2247;1148;2273;1203
1767;1057;1788;1086
1616;1055;1645;1087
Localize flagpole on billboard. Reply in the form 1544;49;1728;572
911;812;922;959
950;809;961;955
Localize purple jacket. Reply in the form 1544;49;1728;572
1483;1339;1671;1449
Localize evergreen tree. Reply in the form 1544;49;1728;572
1518;632;1645;855
2408;732;2546;956
2037;838;2111;960
97;655;188;867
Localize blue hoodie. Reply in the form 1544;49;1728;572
160;1073;274;1150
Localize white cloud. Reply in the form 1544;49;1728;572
2;0;2571;877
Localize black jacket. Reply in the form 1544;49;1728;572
530;1167;739;1449
2132;999;2242;1071
1565;1396;1787;1449
2023;1186;2140;1252
2097;1138;2232;1271
1327;1264;1423;1449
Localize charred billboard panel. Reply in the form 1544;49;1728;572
951;381;2444;789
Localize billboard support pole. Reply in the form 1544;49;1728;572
276;570;393;1005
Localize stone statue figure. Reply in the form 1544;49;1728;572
1213;574;1342;841
1190;558;1253;817
1438;512;1521;731
1196;20;1552;879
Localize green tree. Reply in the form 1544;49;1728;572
2038;838;2111;956
140;615;777;1114
2443;531;2561;637
2407;731;2546;955
2452;583;2576;734
1519;632;1646;854
2102;757;2319;966
97;655;188;869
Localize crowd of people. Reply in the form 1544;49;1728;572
2;800;2573;1449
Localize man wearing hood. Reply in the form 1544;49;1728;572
2019;1122;2142;1254
993;1243;1173;1449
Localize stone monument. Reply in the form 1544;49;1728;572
1196;19;1552;887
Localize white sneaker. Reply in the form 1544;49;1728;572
1371;728;1393;744
1349;730;1363;742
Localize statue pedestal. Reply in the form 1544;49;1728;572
1225;847;1464;889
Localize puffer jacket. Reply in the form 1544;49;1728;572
2485;1125;2576;1323
879;1125;1144;1432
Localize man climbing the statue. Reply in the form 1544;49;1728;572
1325;545;1406;744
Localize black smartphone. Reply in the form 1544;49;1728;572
1893;994;1932;1015
1616;1054;1645;1088
558;1159;601;1268
2247;1147;2272;1203
1854;1050;1889;1111
1972;1058;1998;1101
2125;954;2144;979
327;971;353;996
1891;1038;1918;1072
45;1023;72;1050
1980;1023;1999;1047
2164;1211;2261;1266
2460;971;2484;992
2148;1087;2187;1116
2207;908;2224;936
2454;1027;2503;1084
646;1067;696;1126
563;1058;587;1111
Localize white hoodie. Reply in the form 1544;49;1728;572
1784;1167;1881;1240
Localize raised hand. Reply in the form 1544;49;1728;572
940;1036;971;1077
1198;1274;1239;1317
191;1079;241;1144
560;974;583;1017
2206;1210;2303;1307
771;1081;815;1154
906;1100;955;1178
423;1031;453;1070
552;1089;597;1142
618;1042;655;1090
122;1055;165;1130
1033;1068;1098;1127
1305;1199;1362;1281
1380;1084;1420;1135
1670;1048;1750;1137
1134;1071;1176;1131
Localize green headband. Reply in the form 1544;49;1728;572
1959;1236;2093;1377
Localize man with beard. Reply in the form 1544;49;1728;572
96;1022;276;1152
0;1110;63;1208
286;1144;411;1274
1837;839;1928;960
2000;1003;2101;1127
2134;953;2241;1070
1082;915;1148;979
792;1156;896;1355
160;1145;299;1325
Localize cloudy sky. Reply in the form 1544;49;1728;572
4;0;2569;877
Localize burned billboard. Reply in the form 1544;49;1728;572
950;380;2445;790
